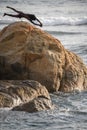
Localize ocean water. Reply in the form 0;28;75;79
0;0;87;130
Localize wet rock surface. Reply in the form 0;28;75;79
0;80;53;112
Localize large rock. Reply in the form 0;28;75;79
0;21;87;92
0;80;53;112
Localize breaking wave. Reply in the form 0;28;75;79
0;16;87;26
41;16;87;26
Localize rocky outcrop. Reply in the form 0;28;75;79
0;21;87;92
12;96;53;113
0;80;53;112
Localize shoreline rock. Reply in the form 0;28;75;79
0;21;87;93
0;80;53;112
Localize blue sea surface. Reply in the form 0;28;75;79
0;0;87;130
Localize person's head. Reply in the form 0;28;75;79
27;14;36;20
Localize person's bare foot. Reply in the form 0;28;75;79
3;13;6;16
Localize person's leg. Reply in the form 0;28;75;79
3;13;20;18
6;6;22;14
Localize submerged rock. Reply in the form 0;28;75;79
0;21;87;92
0;80;53;112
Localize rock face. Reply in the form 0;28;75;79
0;21;87;92
0;80;53;112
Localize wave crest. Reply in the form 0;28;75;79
0;16;87;26
41;16;87;26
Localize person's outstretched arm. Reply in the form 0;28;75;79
35;18;43;27
30;19;43;27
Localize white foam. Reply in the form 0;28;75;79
0;16;87;26
0;107;12;111
41;16;87;26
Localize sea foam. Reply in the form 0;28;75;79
41;16;87;26
0;16;87;26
